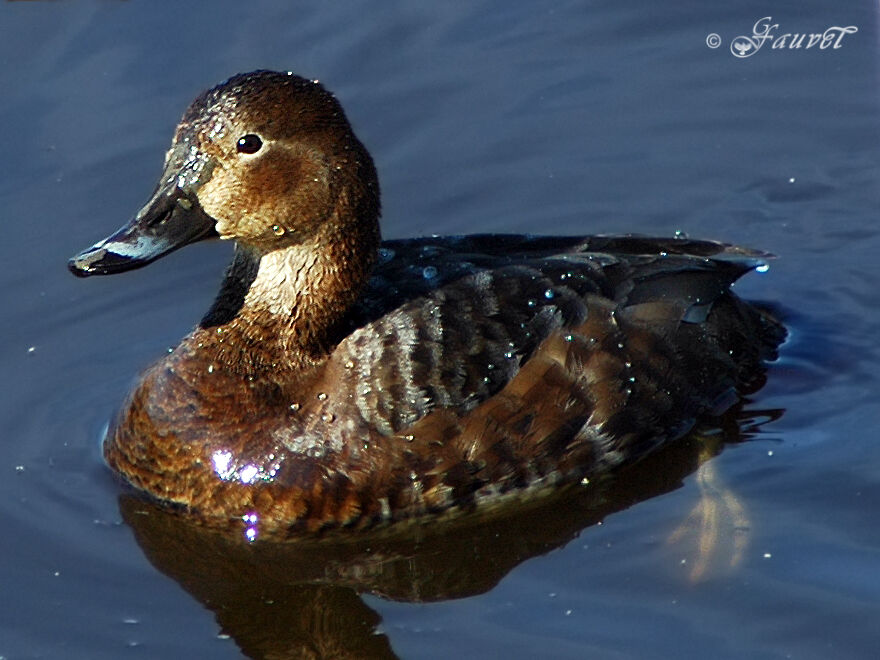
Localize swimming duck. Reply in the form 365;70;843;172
69;70;785;535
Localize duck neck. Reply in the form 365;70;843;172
197;221;379;374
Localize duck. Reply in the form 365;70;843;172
69;70;785;537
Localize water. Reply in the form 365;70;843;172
2;2;879;658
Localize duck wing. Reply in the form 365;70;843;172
335;234;782;438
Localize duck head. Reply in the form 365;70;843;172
69;70;381;277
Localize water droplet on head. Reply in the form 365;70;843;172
527;299;537;308
377;247;395;264
289;402;300;411
272;225;285;236
422;266;438;280
756;263;770;273
317;392;328;401
544;288;555;300
321;412;335;423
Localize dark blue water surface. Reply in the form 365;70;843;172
2;2;879;658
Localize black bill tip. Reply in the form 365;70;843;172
68;233;169;277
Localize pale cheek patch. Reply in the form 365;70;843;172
197;176;241;237
214;218;237;240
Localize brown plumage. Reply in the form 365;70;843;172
69;71;785;536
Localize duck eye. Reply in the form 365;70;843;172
236;134;263;154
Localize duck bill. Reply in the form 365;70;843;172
68;145;218;277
